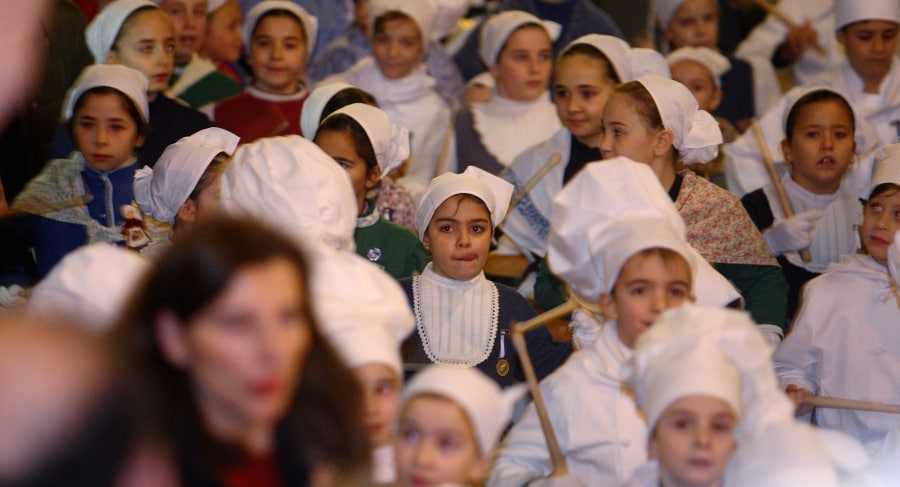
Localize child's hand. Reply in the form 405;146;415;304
777;21;819;64
763;210;823;254
785;384;815;416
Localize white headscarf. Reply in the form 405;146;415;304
636;74;722;164
368;0;437;50
870;142;900;196
666;46;731;88
242;0;318;56
478;10;561;68
415;166;514;240
834;0;900;30
207;0;227;11
85;0;159;64
561;34;670;82
431;0;474;41
323;103;410;176
133;127;239;224
300;81;356;139
63;64;149;122
652;0;685;29
220;135;357;252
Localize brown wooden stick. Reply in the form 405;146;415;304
751;120;812;263
802;396;900;414
752;0;826;56
508;152;563;209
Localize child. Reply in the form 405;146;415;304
205;0;316;142
157;0;240;107
133;127;238;258
396;365;522;487
60;0;211;167
502;34;668;261
198;0;245;86
599;75;789;345
489;157;700;486
300;81;417;231
400;167;571;387
774;143;900;451
653;0;780;131
447;11;561;176
313;103;430;278
319;1;450;201
12;64;155;276
741;88;863;320
725;0;898;198
307;0;465;107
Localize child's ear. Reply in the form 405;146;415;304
177;199;198;224
598;292;618;322
154;311;190;367
421;232;431;251
365;167;381;190
780;138;792;166
709;88;723;112
467;456;488;485
653;129;675;158
104;50;118;64
135;133;145;148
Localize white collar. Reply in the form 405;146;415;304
246;84;309;102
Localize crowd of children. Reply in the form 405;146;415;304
1;0;900;485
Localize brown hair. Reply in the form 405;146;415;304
316;113;378;172
612;247;693;293
556;43;621;84
188;152;229;201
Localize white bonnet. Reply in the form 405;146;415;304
243;0;318;56
313;246;414;376
323;103;410;176
207;0;227;11
415;166;514;240
561;34;670;82
220;135;357;252
27;243;150;333
431;0;475;41
636;74;722;164
300;81;357;139
368;0;437;50
478;10;561;67
134;127;239;224
666;46;731;88
834;0;900;30
86;0;159;65
63;64;149;122
401;365;525;456
870;143;900;196
547;157;740;306
652;0;686;29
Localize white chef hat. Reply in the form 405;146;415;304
28;243;150;333
652;0;686;29
478;10;561;68
133;127;239;224
869;143;900;196
431;0;474;41
220;135;357;252
207;0;227;12
313;246;414;376
636;74;722;164
243;0;318;56
64;64;149;123
666;46;731;88
323;103;410;176
834;0;900;30
401;365;525;456
547;157;741;306
415;166;514;240
85;0;159;64
300;81;357;139
368;0;437;50
560;34;670;82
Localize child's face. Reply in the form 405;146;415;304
599;252;693;349
665;0;718;50
354;363;401;449
423;195;492;281
248;15;307;94
650;395;737;487
159;0;208;65
201;0;242;63
669;59;721;112
314;129;379;212
372;16;424;80
599;94;662;165
73;93;144;172
837;20;898;85
860;188;900;266
490;26;553;102
782;100;855;195
109;9;175;94
395;395;485;487
553;54;615;148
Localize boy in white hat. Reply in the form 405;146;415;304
726;0;900;198
395;365;523;487
318;0;450;202
774;143;900;451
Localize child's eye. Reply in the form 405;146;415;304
111;124;126;132
512;52;528;62
539;52;552;62
553;88;569;100
712;420;734;433
668;286;687;299
471;225;485;233
165;42;175;52
437;435;460;452
628;285;647;296
400;38;416;48
834;130;849;139
579;89;596;99
375;383;395;396
439;225;454;233
400;427;420;444
79;120;95;129
803;130;820;139
284;41;300;50
868;202;884;213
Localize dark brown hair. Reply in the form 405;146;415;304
188;152;229;201
556;43;621;84
320;87;379;121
